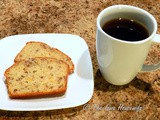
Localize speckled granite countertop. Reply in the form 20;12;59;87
0;0;160;120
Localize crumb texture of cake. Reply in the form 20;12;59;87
14;41;74;74
4;58;69;99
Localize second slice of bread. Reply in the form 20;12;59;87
14;41;74;74
4;57;69;99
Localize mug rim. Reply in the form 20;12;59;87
97;5;157;44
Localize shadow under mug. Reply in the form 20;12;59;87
96;5;159;85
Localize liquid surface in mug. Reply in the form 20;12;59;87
102;18;149;41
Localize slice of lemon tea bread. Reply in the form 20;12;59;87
14;41;74;74
4;57;69;99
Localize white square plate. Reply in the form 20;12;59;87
0;34;94;111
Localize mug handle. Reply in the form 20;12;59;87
142;62;160;71
141;35;160;72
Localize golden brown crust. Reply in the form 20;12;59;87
5;57;69;99
8;87;67;99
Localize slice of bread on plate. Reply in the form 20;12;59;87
4;57;69;99
14;41;74;74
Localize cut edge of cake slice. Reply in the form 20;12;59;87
4;57;69;99
14;41;74;74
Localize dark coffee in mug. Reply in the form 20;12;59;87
102;18;149;41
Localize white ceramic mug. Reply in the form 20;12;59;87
96;5;158;85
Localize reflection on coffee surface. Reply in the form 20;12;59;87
102;18;149;41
